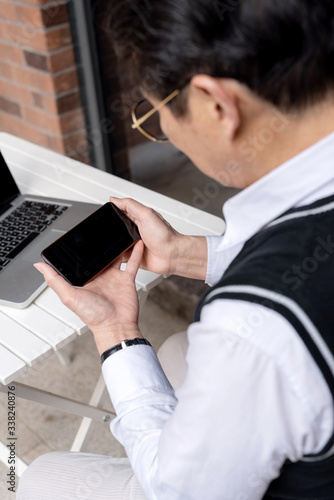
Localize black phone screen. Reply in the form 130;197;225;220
41;202;140;286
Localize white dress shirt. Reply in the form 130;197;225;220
102;132;334;500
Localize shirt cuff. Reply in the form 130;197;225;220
205;235;226;286
102;344;175;410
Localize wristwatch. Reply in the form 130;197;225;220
100;337;152;364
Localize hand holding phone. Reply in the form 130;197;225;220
41;202;141;286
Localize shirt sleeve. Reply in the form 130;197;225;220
102;300;333;500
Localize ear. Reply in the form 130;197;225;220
190;75;241;140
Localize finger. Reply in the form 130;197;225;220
34;262;76;303
109;197;149;225
125;240;144;279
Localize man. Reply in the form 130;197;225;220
17;1;334;499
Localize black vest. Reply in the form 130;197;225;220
195;195;334;499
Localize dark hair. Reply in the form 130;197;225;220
107;0;334;114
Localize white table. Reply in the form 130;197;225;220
0;132;225;475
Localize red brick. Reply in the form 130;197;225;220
38;131;63;151
22;104;61;133
0;77;31;104
0;1;16;21
0;110;68;155
49;46;75;73
0;110;89;158
0;41;24;64
13;65;54;93
6;23;48;50
56;90;82;114
0;112;41;143
0;59;13;79
30;90;81;116
0;95;21;117
15;3;68;28
59;108;85;135
0;19;6;38
45;24;72;51
0;40;24;63
42;3;68;28
53;67;78;93
45;133;66;154
31;91;44;108
24;50;48;70
6;22;71;52
15;4;44;27
30;91;53;112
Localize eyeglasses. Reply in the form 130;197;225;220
131;89;180;143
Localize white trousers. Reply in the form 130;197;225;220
17;331;189;500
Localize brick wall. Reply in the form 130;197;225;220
0;0;90;164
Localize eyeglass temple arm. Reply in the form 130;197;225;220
131;89;180;130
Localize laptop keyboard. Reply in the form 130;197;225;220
0;201;68;272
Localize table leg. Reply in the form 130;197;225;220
0;383;115;422
71;373;109;452
54;342;77;366
138;289;149;309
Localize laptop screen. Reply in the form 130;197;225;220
0;151;20;211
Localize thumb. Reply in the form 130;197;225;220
125;240;144;279
34;261;75;304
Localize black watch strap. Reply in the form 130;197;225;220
100;338;152;364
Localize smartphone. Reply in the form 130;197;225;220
41;202;141;286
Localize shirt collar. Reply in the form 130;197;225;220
222;131;334;250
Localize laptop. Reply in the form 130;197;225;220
0;150;99;308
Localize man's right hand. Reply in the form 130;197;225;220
110;197;208;280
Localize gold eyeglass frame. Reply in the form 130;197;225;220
131;89;180;143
